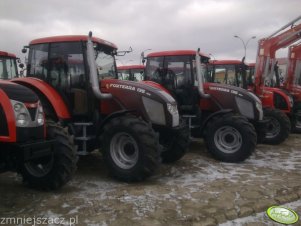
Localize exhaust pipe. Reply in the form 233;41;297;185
195;48;210;98
87;31;112;100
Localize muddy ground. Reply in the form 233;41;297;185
0;134;301;226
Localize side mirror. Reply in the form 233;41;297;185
19;63;24;69
22;48;27;54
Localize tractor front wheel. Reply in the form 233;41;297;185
101;115;161;182
204;114;257;162
20;121;77;190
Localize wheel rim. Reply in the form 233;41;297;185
24;155;54;178
214;126;242;154
265;117;281;138
110;132;139;169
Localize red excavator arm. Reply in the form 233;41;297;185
254;15;301;90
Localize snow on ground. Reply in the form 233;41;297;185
1;136;300;225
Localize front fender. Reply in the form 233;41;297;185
200;109;233;133
0;89;16;142
11;77;71;120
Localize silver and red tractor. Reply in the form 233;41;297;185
14;32;188;182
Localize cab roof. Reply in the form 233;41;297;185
0;51;16;58
147;50;210;58
29;35;117;49
210;60;242;65
117;65;145;70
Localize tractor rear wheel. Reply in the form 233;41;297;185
262;108;290;144
204;114;257;162
101;115;160;182
20;121;77;190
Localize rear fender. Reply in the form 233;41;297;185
11;78;71;120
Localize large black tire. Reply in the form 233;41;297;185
20;121;77;190
291;102;301;133
101;115;161;182
160;123;190;164
204;114;257;162
262;108;290;144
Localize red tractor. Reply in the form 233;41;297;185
142;50;266;163
13;32;188;182
208;60;290;144
0;70;76;189
0;51;19;79
248;15;301;133
117;65;145;81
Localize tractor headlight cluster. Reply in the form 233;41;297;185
167;103;180;127
248;91;264;120
255;101;263;120
10;100;44;127
10;100;31;127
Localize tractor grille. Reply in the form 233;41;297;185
16;126;44;142
27;107;37;121
0;105;8;136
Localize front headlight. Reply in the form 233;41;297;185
36;102;44;125
142;96;166;125
10;100;30;127
255;101;263;120
167;103;180;127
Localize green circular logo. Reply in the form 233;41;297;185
266;206;299;225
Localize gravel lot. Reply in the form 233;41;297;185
0;134;300;226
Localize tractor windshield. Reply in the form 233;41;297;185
145;55;193;90
0;56;18;79
94;45;116;80
28;42;86;89
118;69;144;81
207;65;240;86
28;41;116;88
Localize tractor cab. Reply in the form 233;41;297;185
207;60;248;88
24;35;117;119
145;50;210;114
0;51;18;80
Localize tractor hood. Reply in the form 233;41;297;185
0;81;38;103
204;82;263;121
101;79;179;127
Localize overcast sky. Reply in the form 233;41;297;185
0;0;300;65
